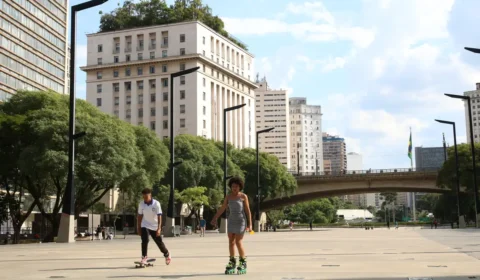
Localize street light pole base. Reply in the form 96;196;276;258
164;217;175;237
57;213;75;243
219;218;227;233
253;220;260;233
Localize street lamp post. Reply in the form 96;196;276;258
445;93;479;227
57;0;108;244
165;67;200;237
220;104;246;234
254;127;275;233
435;119;462;228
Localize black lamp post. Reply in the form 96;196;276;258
165;67;200;236
255;127;275;232
445;93;479;227
57;0;108;244
220;104;245;233
435;119;461;228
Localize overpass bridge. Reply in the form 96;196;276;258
262;168;444;210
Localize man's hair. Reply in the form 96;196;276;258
141;188;152;195
228;176;244;190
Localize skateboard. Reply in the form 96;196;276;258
134;258;156;268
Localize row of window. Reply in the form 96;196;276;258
108;33;186;53
0;35;65;80
108;88;208;103
2;1;65;50
12;0;66;35
102;49;184;64
0;89;13;102
208;36;246;69
97;63;187;79
0;71;42;92
1;20;65;65
35;0;67;21
0;53;64;93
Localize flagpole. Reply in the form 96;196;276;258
410;127;417;222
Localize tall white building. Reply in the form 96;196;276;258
464;83;480;143
289;97;323;175
0;0;69;100
81;21;257;148
254;77;290;168
346;152;375;207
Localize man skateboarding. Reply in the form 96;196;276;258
137;188;171;265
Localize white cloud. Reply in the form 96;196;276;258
297;49;355;73
285;2;335;25
287;66;296;81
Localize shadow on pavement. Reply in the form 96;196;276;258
332;277;480;280
108;273;225;278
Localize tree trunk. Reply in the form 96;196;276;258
12;224;22;244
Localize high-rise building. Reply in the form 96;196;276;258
81;21;257;148
323;133;347;172
0;0;69;101
254;77;290;168
464;83;480;143
415;146;445;169
289;97;323;175
345;152;376;207
323;159;332;173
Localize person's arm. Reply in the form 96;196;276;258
211;197;229;224
242;194;253;230
137;202;143;235
157;201;162;235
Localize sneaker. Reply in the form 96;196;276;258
141;256;148;265
165;253;171;265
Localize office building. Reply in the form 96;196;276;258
323;159;332;173
464;83;480;143
346;152;376;207
323;133;347;172
81;21;257;148
415;146;445;169
254;77;290;168
0;0;69;101
289;97;323;175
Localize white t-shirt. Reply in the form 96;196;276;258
138;199;162;231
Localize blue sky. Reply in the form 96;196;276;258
71;0;480;169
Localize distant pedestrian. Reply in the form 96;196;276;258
395;221;398;229
309;220;313;231
289;221;294;231
387;221;390;229
199;218;206;237
434;219;438;229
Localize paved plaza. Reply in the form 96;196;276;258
1;228;480;280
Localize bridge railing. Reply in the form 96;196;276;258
289;167;440;177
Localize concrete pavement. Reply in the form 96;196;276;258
0;228;479;280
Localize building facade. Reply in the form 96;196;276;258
289;97;323;175
464;83;480;143
81;21;257;148
345;152;376;207
0;0;69;101
254;77;290;168
323;133;347;172
415;146;445;169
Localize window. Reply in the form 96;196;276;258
125;82;131;91
150;121;155;130
113;70;119;77
180;63;186;71
114;97;119;105
162;50;167;57
114;110;119;117
163;106;168;116
125;68;131;76
137;81;144;90
162;64;167;72
126;96;131;105
114;56;119;63
180;119;185;128
202;64;205;72
180;76;185;85
150;80;156;89
96;98;102;106
203;92;206;101
180;48;186;56
150;52;155;59
138;122;143;126
150;108;156;117
126;109;131;118
139;39;144;49
202;36;205;44
203;106;206;115
163;120;168;129
162;79;168;87
203;50;205;56
138;94;143;104
151;93;156;102
97;72;102;79
150;66;155;74
162;36;168;46
203;78;206;86
138;67;143;75
126;54;131;62
180;90;185;99
163;92;168;101
180;105;186;114
97;58;102;65
203;120;206;129
97;44;103;52
96;84;102;93
180;34;185;42
138;108;143;118
138;53;143;60
113;83;119;92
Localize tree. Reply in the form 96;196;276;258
0;193;7;226
265;209;285;226
177;186;209;223
284;199;336;224
98;0;248;50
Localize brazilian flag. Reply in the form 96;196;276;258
408;130;412;161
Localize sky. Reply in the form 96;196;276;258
71;0;480;170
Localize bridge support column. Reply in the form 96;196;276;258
253;220;260;233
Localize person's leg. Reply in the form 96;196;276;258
235;234;246;258
148;229;169;257
141;228;149;259
228;233;236;257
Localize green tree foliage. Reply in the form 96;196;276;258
0;193;7;225
284;199;336;224
265;209;285;226
0;91;169;241
99;0;248;50
380;192;397;205
177;186;209;222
